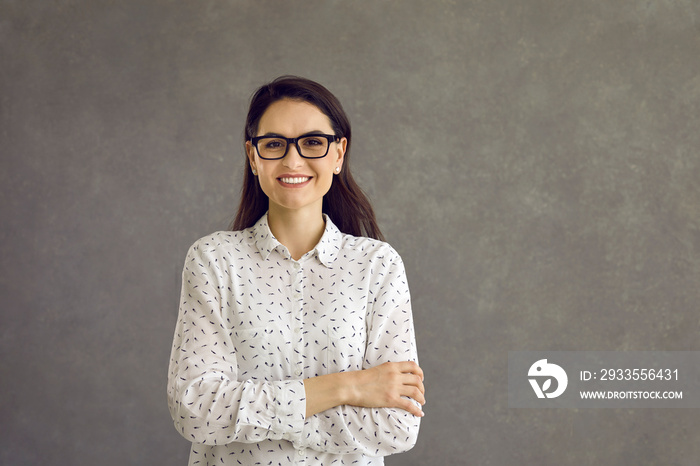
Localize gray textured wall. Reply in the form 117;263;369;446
2;1;699;465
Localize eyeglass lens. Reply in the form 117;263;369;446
256;136;330;159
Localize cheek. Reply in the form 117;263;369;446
319;176;333;194
315;166;335;191
259;175;276;196
255;165;276;196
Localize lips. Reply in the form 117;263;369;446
279;176;311;184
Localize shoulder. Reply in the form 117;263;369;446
336;232;404;267
335;234;410;296
186;229;255;258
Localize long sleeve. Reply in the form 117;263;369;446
168;220;421;465
296;253;421;456
167;241;306;446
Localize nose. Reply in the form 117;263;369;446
282;142;304;168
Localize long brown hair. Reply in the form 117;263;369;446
230;76;384;241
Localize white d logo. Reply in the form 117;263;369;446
528;359;568;399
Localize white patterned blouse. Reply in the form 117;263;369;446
167;213;421;465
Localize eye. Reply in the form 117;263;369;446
263;138;285;149
301;137;324;147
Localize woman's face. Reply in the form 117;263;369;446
247;98;346;217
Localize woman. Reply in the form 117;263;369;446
167;76;425;465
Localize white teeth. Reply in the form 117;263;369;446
280;177;310;184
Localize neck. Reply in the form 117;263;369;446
267;204;326;261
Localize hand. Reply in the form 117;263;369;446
348;361;426;417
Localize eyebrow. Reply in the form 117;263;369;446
258;130;328;138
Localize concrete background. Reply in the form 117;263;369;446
2;1;699;464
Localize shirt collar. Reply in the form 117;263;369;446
252;212;341;267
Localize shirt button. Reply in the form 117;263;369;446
297;448;304;456
294;327;301;334
295;368;303;377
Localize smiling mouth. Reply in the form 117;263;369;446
278;176;311;184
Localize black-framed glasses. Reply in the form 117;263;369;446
250;133;339;160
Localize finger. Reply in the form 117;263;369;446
400;373;425;395
402;386;426;406
410;365;424;382
417;379;426;397
395;361;424;379
398;397;425;417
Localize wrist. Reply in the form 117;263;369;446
336;370;358;406
304;371;359;417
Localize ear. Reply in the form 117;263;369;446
245;141;257;172
334;137;347;170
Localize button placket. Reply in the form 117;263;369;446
292;260;304;378
295;446;306;464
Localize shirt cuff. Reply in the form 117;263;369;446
274;380;306;444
